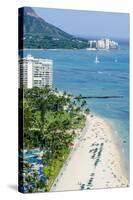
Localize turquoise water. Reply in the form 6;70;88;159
20;43;129;173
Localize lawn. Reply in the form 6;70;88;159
43;148;71;191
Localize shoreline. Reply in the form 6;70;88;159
19;48;90;51
18;48;115;51
105;117;129;179
50;113;128;192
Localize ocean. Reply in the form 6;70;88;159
20;42;129;174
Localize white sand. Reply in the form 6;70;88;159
50;114;128;192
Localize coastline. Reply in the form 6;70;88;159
19;48;88;51
19;48;110;51
103;117;129;179
50;113;128;192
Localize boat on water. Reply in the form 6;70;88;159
94;56;100;64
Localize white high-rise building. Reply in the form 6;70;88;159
89;40;97;48
19;55;53;88
95;39;118;50
105;39;110;49
96;39;105;49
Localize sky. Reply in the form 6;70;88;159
34;7;129;40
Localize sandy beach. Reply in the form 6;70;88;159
50;114;128;192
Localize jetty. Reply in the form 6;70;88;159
74;95;123;99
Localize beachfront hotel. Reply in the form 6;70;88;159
19;54;53;88
88;38;118;50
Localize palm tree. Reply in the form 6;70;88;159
85;108;90;114
81;99;87;108
76;94;82;103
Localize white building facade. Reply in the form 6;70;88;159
88;38;118;50
19;55;53;88
96;39;118;50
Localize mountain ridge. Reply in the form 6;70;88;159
19;7;89;49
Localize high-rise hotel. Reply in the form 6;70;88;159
19;55;53;88
88;38;118;50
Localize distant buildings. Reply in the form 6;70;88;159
88;38;118;50
89;40;97;49
19;54;53;88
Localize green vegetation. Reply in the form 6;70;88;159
19;87;89;192
19;8;89;49
43;148;70;191
22;34;89;49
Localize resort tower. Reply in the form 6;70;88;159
19;54;53;88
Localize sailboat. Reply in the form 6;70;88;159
94;56;100;64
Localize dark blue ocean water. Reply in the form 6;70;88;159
20;43;129;172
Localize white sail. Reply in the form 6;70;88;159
95;56;100;64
